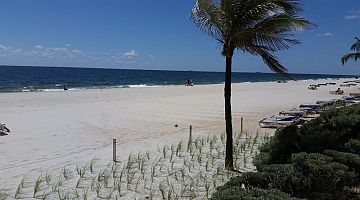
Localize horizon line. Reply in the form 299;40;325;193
0;64;357;77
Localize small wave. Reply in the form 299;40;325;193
127;84;158;88
38;88;87;92
39;89;65;92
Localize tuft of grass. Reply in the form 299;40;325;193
33;175;43;198
0;187;9;200
8;130;267;199
62;166;71;180
45;172;51;186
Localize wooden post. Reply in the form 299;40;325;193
241;117;243;133
113;139;116;162
190;125;192;139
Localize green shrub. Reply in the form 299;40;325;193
345;139;360;155
215;104;360;200
323;150;360;174
211;187;301;200
253;152;271;170
256;125;300;165
222;164;300;195
256;104;360;165
291;152;357;200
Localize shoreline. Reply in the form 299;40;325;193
0;78;359;191
0;76;357;94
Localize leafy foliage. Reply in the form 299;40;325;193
345;139;360;155
291;152;358;199
342;37;360;65
211;187;302;200
190;0;312;76
213;104;360;200
258;104;360;165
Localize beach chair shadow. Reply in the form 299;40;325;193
0;132;8;136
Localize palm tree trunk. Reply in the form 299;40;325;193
224;55;234;170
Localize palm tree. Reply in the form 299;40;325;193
191;0;311;170
342;37;360;65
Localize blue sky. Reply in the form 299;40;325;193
0;0;359;75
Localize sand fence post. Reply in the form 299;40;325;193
241;117;244;133
187;125;193;151
113;139;117;162
190;125;192;139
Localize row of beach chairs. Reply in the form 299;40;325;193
259;96;360;129
341;80;360;87
308;82;336;90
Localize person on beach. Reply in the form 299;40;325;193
308;85;317;90
63;85;69;91
335;88;344;94
186;79;194;86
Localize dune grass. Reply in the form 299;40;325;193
4;130;269;199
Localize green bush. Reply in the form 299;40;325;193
291;152;358;199
223;153;357;199
211;187;301;200
345;139;360;155
323;150;360;174
222;164;300;195
256;104;360;166
214;104;360;200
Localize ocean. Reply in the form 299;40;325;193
0;65;355;93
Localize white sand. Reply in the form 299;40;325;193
0;78;358;190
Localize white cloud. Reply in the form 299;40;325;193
50;47;68;51
0;44;8;50
35;45;43;49
344;10;360;20
72;49;83;54
345;15;360;20
122;50;138;59
0;42;149;66
317;32;334;37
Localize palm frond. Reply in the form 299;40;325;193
271;0;303;15
190;0;225;42
341;52;360;65
191;0;311;78
350;37;360;51
229;14;309;52
253;13;312;32
235;0;308;31
251;46;293;79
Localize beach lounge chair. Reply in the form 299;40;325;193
317;83;328;86
259;115;299;128
279;109;306;118
0;123;10;133
343;96;360;104
350;93;360;97
329;90;344;95
340;83;357;87
317;99;339;106
298;104;322;114
299;104;321;110
308;85;318;90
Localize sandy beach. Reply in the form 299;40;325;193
0;78;359;190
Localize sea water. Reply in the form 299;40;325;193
0;65;355;93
